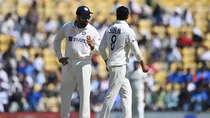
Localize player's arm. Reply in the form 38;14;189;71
99;30;108;61
128;30;148;72
54;24;68;65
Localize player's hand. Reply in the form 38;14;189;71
59;57;69;66
87;36;95;50
142;65;149;73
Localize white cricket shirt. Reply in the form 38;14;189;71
129;68;147;90
99;20;143;66
54;22;100;60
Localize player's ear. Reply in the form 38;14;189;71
76;15;80;20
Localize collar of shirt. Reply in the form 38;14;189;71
115;20;129;26
73;21;90;30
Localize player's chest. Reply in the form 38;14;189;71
65;28;91;43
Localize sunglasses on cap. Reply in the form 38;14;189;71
80;15;91;20
79;14;91;20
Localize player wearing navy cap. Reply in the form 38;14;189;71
99;6;148;118
54;6;100;118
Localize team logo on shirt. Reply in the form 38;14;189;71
82;31;86;35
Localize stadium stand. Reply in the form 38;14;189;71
0;0;210;113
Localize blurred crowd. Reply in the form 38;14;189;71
0;0;210;113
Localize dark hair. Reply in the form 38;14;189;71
116;6;129;20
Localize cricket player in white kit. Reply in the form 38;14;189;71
129;61;148;118
99;6;149;118
54;6;100;118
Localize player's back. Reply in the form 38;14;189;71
104;20;133;66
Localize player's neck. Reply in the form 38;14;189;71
75;21;86;28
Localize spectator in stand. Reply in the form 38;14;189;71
2;40;17;77
192;27;203;46
200;47;210;61
9;87;24;112
169;7;182;28
165;85;179;110
151;86;166;111
182;8;194;26
183;68;194;83
179;84;192;111
177;32;194;48
152;3;163;25
196;66;210;84
151;32;162;62
167;68;184;83
0;13;15;34
26;85;41;112
191;84;208;112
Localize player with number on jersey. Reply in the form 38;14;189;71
99;6;149;118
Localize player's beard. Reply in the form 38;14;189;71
80;21;88;28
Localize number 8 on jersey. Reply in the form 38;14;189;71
111;35;117;51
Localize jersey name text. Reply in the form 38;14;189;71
109;27;121;34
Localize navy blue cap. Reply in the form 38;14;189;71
76;6;93;16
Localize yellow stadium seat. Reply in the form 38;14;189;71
43;48;56;56
1;1;15;15
203;40;210;49
182;47;195;55
57;2;70;16
45;8;57;19
44;56;57;64
16;48;24;61
29;48;42;61
44;64;59;72
196;47;205;56
154;71;168;88
208;12;210;20
170;62;182;72
17;2;30;17
166;83;172;91
167;27;179;37
0;44;9;53
182;55;195;62
174;83;181;92
139;20;152;30
206;33;210;40
152;26;166;39
183;61;197;70
153;62;167;71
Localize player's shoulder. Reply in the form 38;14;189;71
115;22;133;34
60;22;74;29
87;23;98;32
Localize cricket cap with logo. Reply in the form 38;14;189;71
76;6;93;19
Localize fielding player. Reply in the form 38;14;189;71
99;6;149;118
129;61;148;118
54;6;100;118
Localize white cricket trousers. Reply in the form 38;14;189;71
100;65;132;118
130;80;145;118
60;59;92;118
